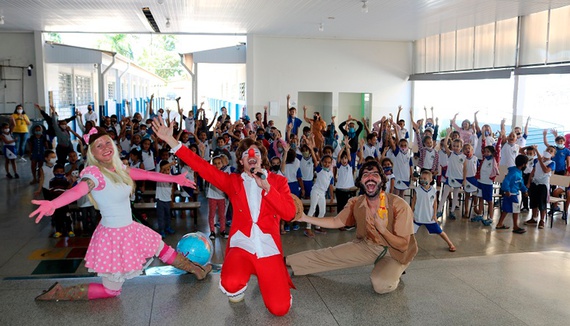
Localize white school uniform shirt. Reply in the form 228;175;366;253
464;155;477;178
385;174;395;193
156;181;173;202
478;157;495;185
500;143;520;168
447;152;466;180
362;143;379;158
42;165;55;190
414;186;437;224
516;134;527;148
387;147;411;182
300;156;315;181
284;158;301;183
438;149;448;168
312;166;334;194
475;135;495;160
142;150;155;171
336;164;355;189
421;148;437;170
532;159;555;186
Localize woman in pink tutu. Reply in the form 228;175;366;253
30;127;212;301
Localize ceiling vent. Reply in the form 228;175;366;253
142;7;160;33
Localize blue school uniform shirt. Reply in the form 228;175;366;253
552;147;570;173
501;166;528;194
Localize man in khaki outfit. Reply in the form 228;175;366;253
286;160;417;294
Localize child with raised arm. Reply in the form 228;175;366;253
461;144;478;218
437;128;464;220
472;133;502;226
525;145;556;229
304;154;335;237
412;171;456;252
387;119;413;198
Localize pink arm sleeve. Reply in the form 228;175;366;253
129;167;176;182
30;182;90;223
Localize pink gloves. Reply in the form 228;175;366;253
29;181;90;223
128;168;196;188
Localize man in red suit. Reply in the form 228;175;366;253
152;118;297;316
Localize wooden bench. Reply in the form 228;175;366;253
300;198;337;213
139;190;182;197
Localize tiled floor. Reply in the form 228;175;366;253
1;160;570;325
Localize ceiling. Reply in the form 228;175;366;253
1;0;570;41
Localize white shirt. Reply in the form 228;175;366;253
84;111;98;123
156;181;173;202
300;156;314;181
500;143;520;168
284;159;301;183
414;186;437;224
229;172;280;259
336;164;355;189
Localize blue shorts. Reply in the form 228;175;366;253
2;145;17;160
413;221;443;234
288;181;300;197
464;177;478;193
302;180;313;198
477;183;494;202
446;178;463;188
501;194;520;214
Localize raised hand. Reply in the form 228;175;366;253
173;172;196;188
29;200;56;223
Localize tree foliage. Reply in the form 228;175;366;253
95;34;182;80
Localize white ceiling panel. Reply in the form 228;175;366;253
0;0;569;41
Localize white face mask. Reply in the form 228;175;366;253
2;128;9;133
49;158;57;164
17;109;23;114
543;151;552;159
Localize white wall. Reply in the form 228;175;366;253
0;32;39;118
246;35;412;134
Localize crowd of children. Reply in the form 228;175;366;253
2;97;570;253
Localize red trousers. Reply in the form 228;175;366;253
220;247;292;316
207;198;226;232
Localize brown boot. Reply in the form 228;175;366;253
35;282;89;301
171;253;212;280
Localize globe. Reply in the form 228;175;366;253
176;232;214;266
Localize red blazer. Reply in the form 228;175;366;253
175;146;296;254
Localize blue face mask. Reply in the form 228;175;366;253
485;155;493;160
349;127;355;133
54;173;66;179
34;131;43;135
383;167;392;173
484;131;490;137
291;143;297;150
257;134;264;140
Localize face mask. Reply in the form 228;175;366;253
278;147;284;153
257;135;264;140
349;127;355;133
34;131;43;135
302;151;310;158
383;167;392;173
270;165;280;172
425;122;434;129
49;158;57;164
60;125;67;130
516;132;521;137
419;180;429;186
527;155;535;161
313;115;318;120
543;151;552;159
291;143;297;150
17;109;23;114
557;143;565;149
323;167;330;172
2;128;9;133
485;155;493;160
54;173;65;179
484;131;490;137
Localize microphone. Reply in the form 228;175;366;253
250;168;266;180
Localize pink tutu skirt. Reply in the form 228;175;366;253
85;222;162;281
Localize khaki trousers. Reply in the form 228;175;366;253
286;239;409;294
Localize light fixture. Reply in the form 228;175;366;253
165;18;171;28
361;0;369;14
0;16;4;25
318;23;324;32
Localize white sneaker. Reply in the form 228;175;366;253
228;292;245;303
18;157;27;162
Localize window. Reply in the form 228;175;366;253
58;73;72;107
107;81;116;100
75;75;92;106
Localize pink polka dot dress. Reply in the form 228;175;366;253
80;166;162;282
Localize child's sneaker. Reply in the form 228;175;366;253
436;211;443;218
470;215;483;222
6;173;13;179
284;225;290;232
53;232;62;238
14;173;20;179
220;231;229;239
292;224;300;231
165;227;175;235
68;231;75;238
448;212;456;220
215;223;221;228
160;231;166;239
209;232;216;240
482;219;493;226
